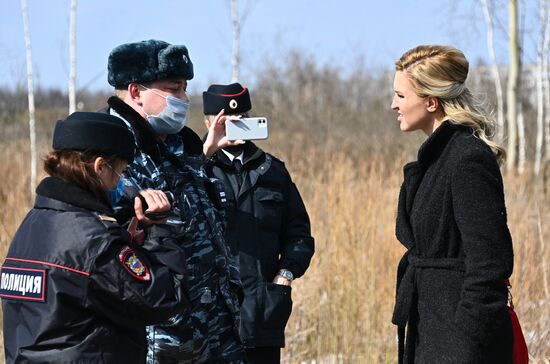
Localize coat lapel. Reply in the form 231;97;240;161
212;151;240;200
396;162;421;249
396;122;463;249
238;153;271;199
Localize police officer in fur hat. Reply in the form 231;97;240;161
102;40;245;363
1;112;188;363
203;83;315;364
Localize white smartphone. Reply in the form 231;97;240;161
225;117;269;141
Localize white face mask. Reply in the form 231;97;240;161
140;85;189;134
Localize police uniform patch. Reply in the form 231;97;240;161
118;246;151;281
0;266;46;302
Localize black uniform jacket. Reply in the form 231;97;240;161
1;177;188;363
205;142;314;347
392;122;514;364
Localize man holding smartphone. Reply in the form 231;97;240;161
102;40;244;363
202;83;315;364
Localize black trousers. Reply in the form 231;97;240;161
245;347;280;364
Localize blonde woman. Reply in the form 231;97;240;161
390;45;514;363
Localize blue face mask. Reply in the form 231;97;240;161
107;178;124;207
140;85;189;135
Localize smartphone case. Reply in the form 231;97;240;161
225;117;269;141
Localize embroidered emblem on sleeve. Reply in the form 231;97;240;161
0;266;46;302
118;246;151;281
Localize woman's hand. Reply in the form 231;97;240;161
273;275;292;286
133;189;171;225
127;217;145;245
203;109;245;157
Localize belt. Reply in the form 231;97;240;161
392;252;466;363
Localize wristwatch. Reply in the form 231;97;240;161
278;269;294;281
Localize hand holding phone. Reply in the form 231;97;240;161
225;117;269;141
135;190;172;223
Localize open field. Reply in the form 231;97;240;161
0;117;549;362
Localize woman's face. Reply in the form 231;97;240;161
96;158;128;191
391;71;434;134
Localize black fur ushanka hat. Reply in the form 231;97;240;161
108;39;193;87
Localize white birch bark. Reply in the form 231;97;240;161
506;0;520;172
230;0;240;82
518;101;526;173
481;0;505;143
535;0;549;176
535;55;545;176
21;0;37;196
545;1;550;165
68;0;77;113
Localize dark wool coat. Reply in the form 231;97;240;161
392;121;514;364
204;142;315;348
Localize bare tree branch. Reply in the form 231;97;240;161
481;0;506;142
239;0;256;29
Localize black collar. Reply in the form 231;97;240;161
108;96;205;160
416;121;469;171
107;96;164;163
35;176;112;214
209;141;264;168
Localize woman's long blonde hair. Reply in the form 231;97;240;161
396;45;506;163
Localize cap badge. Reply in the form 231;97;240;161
229;99;238;109
182;54;188;63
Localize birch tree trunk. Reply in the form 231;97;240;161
68;0;77;114
535;52;545;176
545;3;550;166
230;0;240;82
481;0;505;143
21;0;37;196
518;101;526;173
535;0;549;176
506;0;520;172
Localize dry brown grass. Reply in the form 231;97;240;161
0;128;549;363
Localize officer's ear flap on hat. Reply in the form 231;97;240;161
158;45;191;73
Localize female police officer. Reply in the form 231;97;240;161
0;112;188;363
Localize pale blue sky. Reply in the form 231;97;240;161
0;0;535;93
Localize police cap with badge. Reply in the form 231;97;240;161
108;39;194;87
203;83;252;115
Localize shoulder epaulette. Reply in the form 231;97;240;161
98;214;118;223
